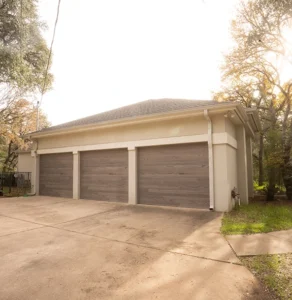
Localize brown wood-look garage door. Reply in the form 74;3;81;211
138;143;209;208
80;149;128;202
39;153;73;198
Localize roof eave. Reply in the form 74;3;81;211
26;102;239;139
245;108;261;132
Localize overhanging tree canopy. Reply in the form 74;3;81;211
214;0;292;199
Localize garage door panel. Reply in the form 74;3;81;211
40;169;72;175
138;194;209;208
80;149;128;202
139;173;209;182
83;182;127;190
39;153;73;198
138;143;209;209
139;147;208;161
42;178;72;185
80;168;127;176
139;157;208;165
139;180;208;191
139;165;208;175
81;190;127;202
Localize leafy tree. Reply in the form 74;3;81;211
0;0;53;171
214;0;292;199
0;95;50;171
0;0;53;91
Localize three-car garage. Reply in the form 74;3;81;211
27;99;259;212
39;143;210;209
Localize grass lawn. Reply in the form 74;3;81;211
241;254;292;300
221;202;292;235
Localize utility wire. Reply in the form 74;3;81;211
37;0;62;130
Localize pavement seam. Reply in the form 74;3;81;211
0;208;242;266
223;234;241;261
29;200;71;207
48;224;243;266
221;234;272;297
0;206;123;228
0;212;242;266
52;206;124;226
0;213;47;226
0;225;46;238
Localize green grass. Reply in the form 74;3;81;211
221;203;292;235
253;181;286;193
241;254;292;300
1;186;30;197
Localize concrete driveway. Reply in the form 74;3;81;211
0;196;271;300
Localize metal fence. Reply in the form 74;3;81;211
0;172;32;196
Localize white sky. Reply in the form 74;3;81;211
38;0;238;125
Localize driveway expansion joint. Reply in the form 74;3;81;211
0;211;240;266
0;213;47;227
0;225;46;238
30;199;71;207
49;224;242;266
52;206;124;226
223;234;240;258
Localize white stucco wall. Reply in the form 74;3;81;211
37;116;208;150
17;152;34;173
212;115;225;134
225;118;237;138
226;145;238;210
213;144;238;212
246;136;254;198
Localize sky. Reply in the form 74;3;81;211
38;0;238;126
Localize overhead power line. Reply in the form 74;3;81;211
37;0;62;130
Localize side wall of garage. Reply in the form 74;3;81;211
17;152;34;173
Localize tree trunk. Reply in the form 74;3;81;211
3;140;18;172
267;167;276;201
258;133;264;185
282;167;292;200
282;144;292;200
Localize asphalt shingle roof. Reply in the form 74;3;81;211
41;99;230;132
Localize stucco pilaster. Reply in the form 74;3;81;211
128;147;137;204
73;151;80;200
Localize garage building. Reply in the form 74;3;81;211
21;99;260;212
